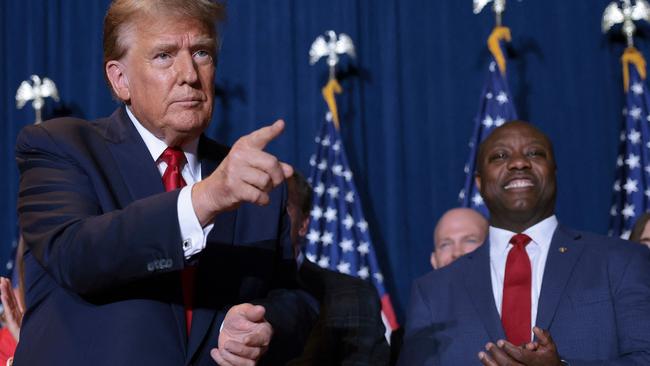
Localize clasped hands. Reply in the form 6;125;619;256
478;327;563;366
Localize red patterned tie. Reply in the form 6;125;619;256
501;233;532;346
160;147;195;335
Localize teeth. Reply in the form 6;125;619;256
504;179;533;190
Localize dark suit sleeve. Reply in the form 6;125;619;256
397;277;435;366
16;124;185;295
565;245;650;366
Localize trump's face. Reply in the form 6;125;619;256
106;16;215;146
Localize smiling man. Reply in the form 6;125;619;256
14;1;305;365
398;121;650;365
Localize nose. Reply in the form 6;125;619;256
451;244;463;259
507;151;531;170
175;51;199;85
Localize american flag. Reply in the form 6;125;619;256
305;105;399;339
609;47;650;238
459;27;518;215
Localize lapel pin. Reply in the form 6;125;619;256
559;247;568;253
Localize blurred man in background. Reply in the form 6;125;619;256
431;208;488;269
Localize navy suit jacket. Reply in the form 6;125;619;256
288;260;390;366
14;108;301;365
398;226;650;366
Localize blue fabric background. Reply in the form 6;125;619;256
1;0;645;322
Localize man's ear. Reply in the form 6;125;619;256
105;60;130;101
430;252;439;270
474;174;482;191
298;217;310;237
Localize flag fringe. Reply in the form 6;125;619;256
322;78;342;130
622;47;647;92
488;26;512;75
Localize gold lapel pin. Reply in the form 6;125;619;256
559;247;568;253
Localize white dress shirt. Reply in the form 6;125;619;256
126;107;214;258
489;215;558;331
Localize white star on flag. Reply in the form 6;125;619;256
617;155;624;167
628;129;642;145
311;206;323;219
610;205;617;216
472;193;484;206
343;170;353;181
494;116;506;127
614;179;621;192
622;203;635;219
306;253;317;263
318;256;330;268
318;159;328;171
496;91;509;105
357;241;369;255
482;116;494;128
327;186;340;198
374;273;384;283
345;191;355;203
629;107;642;120
321;136;331;146
342;214;354;230
339;239;354;252
314;182;325;196
320;231;334;246
336;261;351;274
623;178;639;194
324;207;337;222
358;266;369;279
632;82;644;95
307;229;320;244
625;154;641;169
645;189;650;198
357;220;368;232
332;164;343;176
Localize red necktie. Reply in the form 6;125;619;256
160;147;195;335
501;233;532;346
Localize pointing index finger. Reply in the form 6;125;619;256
244;120;285;150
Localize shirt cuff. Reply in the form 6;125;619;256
178;184;214;259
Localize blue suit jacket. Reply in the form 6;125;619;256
14;108;302;365
398;226;650;366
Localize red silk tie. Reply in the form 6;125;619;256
160;147;195;335
501;233;532;346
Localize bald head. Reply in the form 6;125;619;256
431;208;488;269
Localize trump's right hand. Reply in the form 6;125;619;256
192;120;293;226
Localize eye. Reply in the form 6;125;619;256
193;50;213;64
437;241;451;250
488;151;508;162
526;149;546;158
154;52;171;60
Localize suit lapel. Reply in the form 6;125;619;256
105;107;165;201
103;108;188;349
535;226;584;331
187;136;235;360
463;242;506;341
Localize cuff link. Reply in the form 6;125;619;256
182;238;193;251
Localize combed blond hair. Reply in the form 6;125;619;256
102;0;225;89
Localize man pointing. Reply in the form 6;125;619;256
15;1;304;365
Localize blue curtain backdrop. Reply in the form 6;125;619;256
1;0;643;322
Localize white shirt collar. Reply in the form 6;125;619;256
125;106;200;178
489;215;559;255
